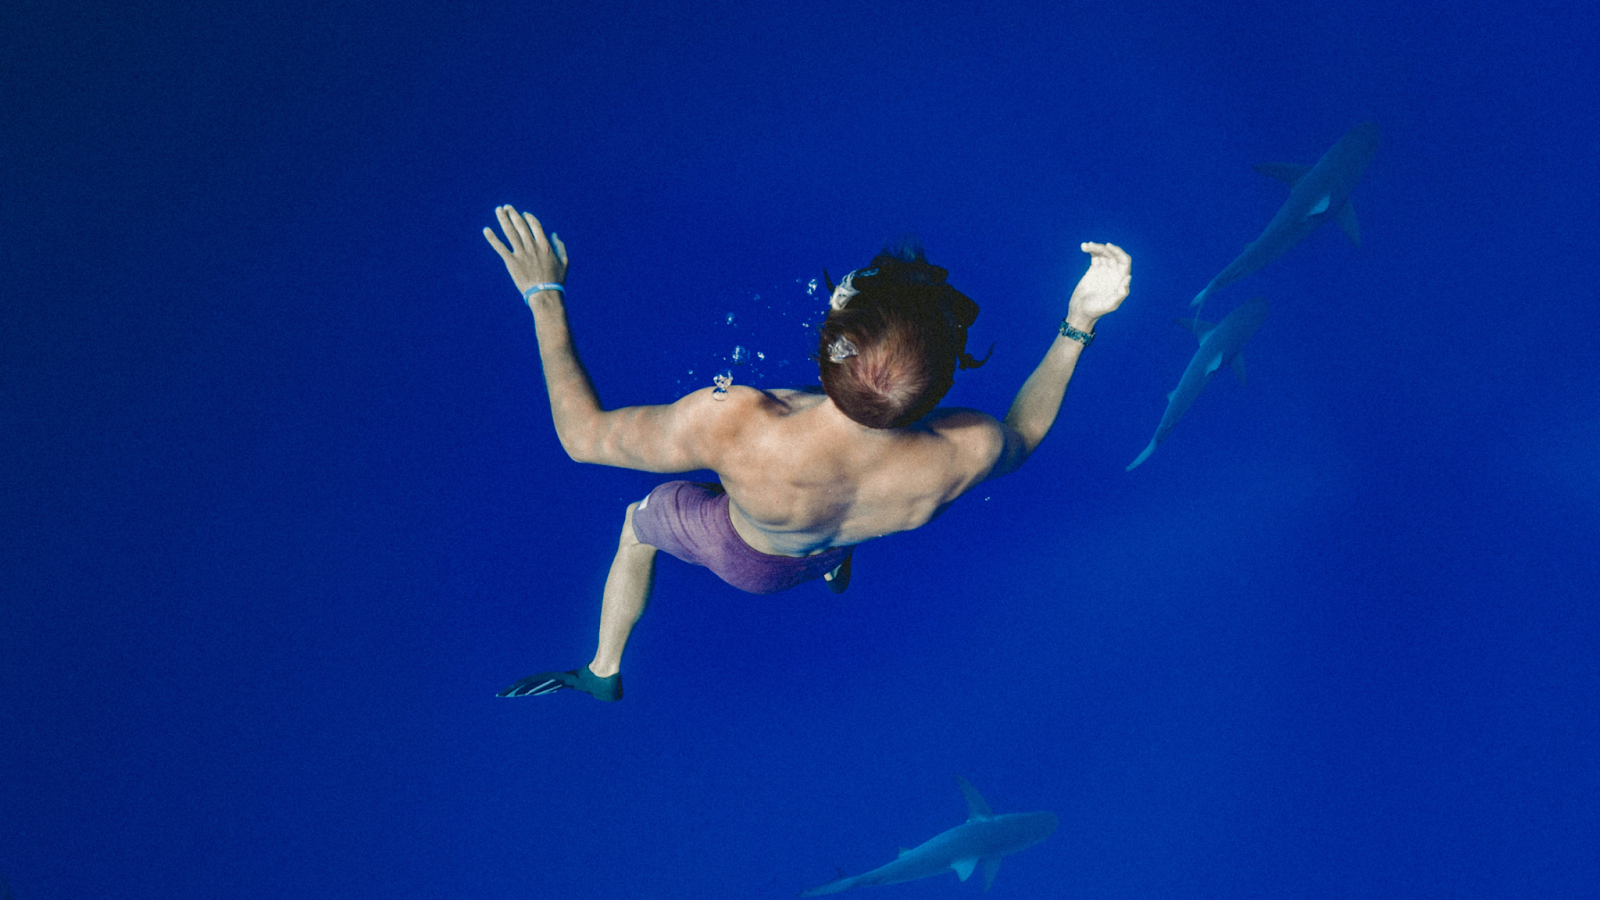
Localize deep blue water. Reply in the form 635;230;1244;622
4;2;1597;898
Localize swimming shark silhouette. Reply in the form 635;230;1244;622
1192;121;1378;307
1127;296;1269;471
800;775;1057;895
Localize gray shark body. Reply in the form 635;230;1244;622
801;776;1057;895
1193;121;1378;306
1127;296;1269;471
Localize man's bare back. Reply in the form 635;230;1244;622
482;203;1129;700
659;384;1006;557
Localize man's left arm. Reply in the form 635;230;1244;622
484;204;727;473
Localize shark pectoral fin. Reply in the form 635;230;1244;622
981;856;1003;892
1335;200;1361;245
1231;353;1248;386
1253;162;1311;185
952;858;979;882
1307;194;1331;217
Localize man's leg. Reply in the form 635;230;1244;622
588;501;657;678
497;500;657;701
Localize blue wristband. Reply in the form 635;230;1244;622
522;283;565;301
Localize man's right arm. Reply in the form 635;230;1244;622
485;204;731;474
987;241;1131;480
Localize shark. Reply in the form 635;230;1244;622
1127;295;1269;471
1192;121;1379;307
800;775;1057;895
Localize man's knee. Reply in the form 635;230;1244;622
620;501;651;550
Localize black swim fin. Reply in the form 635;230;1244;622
823;552;853;594
498;665;622;702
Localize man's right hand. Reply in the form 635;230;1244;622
483;204;569;298
1064;241;1132;330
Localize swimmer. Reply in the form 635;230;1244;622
483;206;1130;701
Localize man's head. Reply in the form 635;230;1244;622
817;242;988;429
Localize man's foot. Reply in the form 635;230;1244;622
498;665;623;702
823;552;852;594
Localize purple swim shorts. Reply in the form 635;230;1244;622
631;481;852;595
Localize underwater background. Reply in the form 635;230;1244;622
4;1;1597;897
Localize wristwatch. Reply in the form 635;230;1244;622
1058;319;1095;347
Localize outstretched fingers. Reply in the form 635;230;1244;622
1081;241;1131;292
485;203;569;293
482;225;513;260
1081;241;1131;268
492;205;516;247
513;209;555;257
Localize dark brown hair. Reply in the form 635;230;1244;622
818;291;963;429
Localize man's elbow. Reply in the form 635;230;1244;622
554;429;605;465
989;447;1031;481
984;428;1035;481
556;430;653;470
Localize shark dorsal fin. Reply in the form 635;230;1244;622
1253;162;1310;186
952;857;979;882
1307;194;1331;216
898;847;912;857
955;774;993;821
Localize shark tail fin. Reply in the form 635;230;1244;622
1173;317;1216;342
1253;162;1311;186
799;870;857;896
1127;441;1157;471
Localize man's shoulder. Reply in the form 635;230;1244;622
899;407;1009;497
730;385;828;416
676;384;821;432
916;406;1007;460
920;406;1004;434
